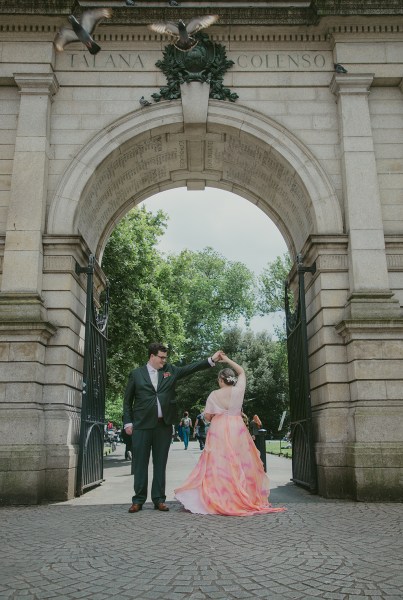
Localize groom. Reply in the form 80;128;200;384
123;342;221;513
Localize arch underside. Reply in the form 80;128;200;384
47;102;343;259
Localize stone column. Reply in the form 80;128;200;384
0;73;58;504
1;72;59;316
330;74;403;500
330;73;400;318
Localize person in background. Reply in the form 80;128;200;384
177;421;183;441
250;414;262;448
194;411;207;450
180;411;192;450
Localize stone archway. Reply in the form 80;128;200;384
40;97;349;502
47;100;343;258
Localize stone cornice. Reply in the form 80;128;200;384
14;72;59;97
335;318;403;339
330;73;374;96
0;22;401;45
0;1;402;23
312;0;403;16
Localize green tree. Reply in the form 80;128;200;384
160;248;257;418
160;248;256;360
102;206;186;414
258;253;292;315
175;327;289;436
102;211;258;422
223;328;289;437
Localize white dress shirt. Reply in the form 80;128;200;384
146;363;163;418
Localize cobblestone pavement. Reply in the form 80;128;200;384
1;443;402;600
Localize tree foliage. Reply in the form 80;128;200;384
159;248;256;360
102;207;186;408
222;328;289;437
174;327;289;437
102;208;257;420
258;253;292;315
101;206;292;431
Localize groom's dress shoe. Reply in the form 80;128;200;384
154;502;169;511
128;503;142;513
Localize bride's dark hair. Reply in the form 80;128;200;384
218;368;237;386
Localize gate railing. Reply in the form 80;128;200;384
75;255;109;496
285;255;317;492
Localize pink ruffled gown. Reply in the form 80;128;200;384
175;373;286;516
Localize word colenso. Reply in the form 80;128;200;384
233;52;328;70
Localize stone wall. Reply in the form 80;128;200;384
0;3;402;502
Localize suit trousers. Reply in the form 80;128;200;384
132;421;172;505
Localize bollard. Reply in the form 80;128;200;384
255;428;267;472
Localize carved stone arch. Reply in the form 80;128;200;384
47;100;343;260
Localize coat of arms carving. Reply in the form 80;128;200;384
151;32;239;103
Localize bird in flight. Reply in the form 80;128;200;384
149;15;219;52
54;8;112;55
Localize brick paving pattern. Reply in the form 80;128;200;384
1;443;402;600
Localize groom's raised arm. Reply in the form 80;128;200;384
173;351;222;381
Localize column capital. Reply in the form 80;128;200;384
330;73;374;97
13;72;59;97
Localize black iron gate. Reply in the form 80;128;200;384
285;255;317;492
75;255;109;496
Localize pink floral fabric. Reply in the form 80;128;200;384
175;412;286;516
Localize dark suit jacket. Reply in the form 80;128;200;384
123;359;211;429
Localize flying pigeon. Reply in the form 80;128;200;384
334;63;348;73
54;8;112;55
168;0;180;6
149;15;219;52
140;96;152;108
125;0;136;6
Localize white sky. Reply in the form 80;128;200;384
141;187;288;334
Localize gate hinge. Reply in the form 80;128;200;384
75;261;93;275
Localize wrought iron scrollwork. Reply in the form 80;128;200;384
76;254;109;496
285;254;317;493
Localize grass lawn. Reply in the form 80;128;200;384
266;439;292;458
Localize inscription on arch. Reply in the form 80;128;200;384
77;135;186;251
75;133;314;253
206;135;313;246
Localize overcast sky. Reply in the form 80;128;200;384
141;187;288;334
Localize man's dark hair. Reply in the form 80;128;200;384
148;342;168;358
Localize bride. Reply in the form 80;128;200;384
175;352;286;516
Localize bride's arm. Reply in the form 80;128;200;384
219;353;245;377
204;412;214;422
